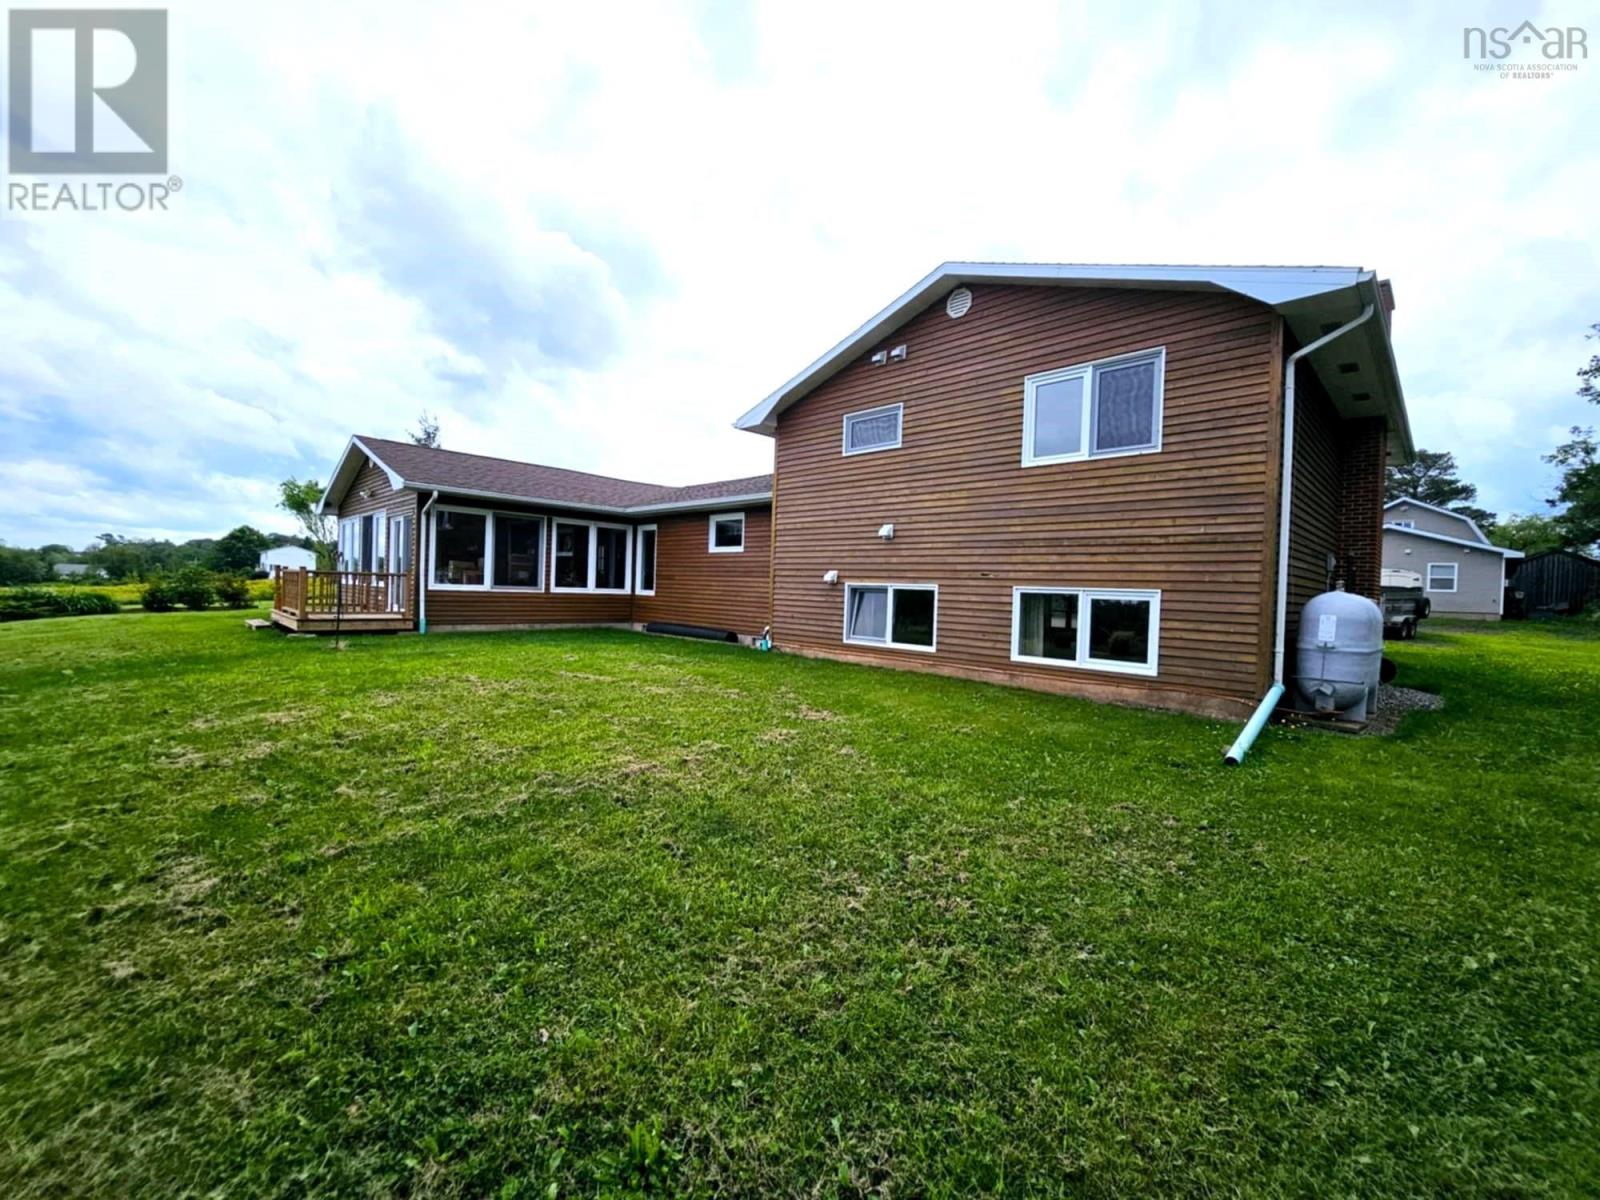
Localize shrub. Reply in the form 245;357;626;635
0;587;120;622
170;565;216;611
141;577;180;612
213;575;253;609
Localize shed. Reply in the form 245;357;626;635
1512;549;1600;615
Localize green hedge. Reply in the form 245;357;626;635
0;587;122;623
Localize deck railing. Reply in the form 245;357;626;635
273;568;412;620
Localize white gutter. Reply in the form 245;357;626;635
1272;303;1376;685
417;490;438;634
390;482;772;517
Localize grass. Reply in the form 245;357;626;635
1;614;1596;1197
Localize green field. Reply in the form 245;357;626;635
1;614;1595;1196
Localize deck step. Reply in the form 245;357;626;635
244;618;273;630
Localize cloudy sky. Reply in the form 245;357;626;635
2;0;1597;547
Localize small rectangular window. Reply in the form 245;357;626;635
1391;519;1415;529
635;525;657;595
1023;348;1164;466
843;583;936;652
709;511;745;553
843;403;903;455
1011;586;1159;676
1426;562;1458;593
492;514;544;589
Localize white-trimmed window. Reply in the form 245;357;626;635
338;511;384;571
635;525;657;596
551;519;632;593
843;403;903;455
430;507;545;590
1022;347;1165;467
709;511;745;553
1391;519;1415;529
1011;586;1160;677
1426;562;1458;593
842;583;937;652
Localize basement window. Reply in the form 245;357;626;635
843;583;937;652
1023;348;1164;466
1426;562;1458;593
843;403;903;455
1011;586;1160;677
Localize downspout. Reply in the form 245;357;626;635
1225;301;1376;765
417;490;438;634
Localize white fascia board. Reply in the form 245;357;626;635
394;481;771;517
734;262;1372;435
1384;524;1523;557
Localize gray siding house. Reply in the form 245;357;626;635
1382;498;1521;619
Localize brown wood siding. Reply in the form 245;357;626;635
633;508;772;635
770;284;1279;715
332;460;420;614
1285;363;1341;651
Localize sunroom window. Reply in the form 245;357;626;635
553;522;589;589
844;583;936;651
635;526;657;595
1023;348;1164;466
492;514;543;588
434;510;487;586
1012;587;1159;676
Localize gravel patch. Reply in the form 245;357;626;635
1362;684;1444;736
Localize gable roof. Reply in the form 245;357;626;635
1383;496;1491;544
1383;523;1523;557
318;436;771;516
733;261;1412;460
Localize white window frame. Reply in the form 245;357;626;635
841;582;938;653
1021;346;1165;468
550;518;633;594
428;506;546;592
842;402;904;456
1009;586;1161;678
1391;519;1415;529
338;510;385;572
708;511;746;554
634;524;657;596
1425;562;1458;594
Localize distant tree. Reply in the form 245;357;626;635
1385;448;1495;529
1491;512;1565;557
1578;323;1600;406
409;409;441;448
0;546;48;586
210;525;272;574
35;543;73;567
1546;427;1600;551
278;478;335;567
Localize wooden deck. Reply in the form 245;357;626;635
271;568;414;633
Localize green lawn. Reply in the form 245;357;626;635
1;614;1596;1197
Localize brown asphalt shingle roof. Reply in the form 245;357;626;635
355;436;771;512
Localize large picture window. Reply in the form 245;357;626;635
492;514;544;589
1023;348;1164;467
551;520;632;592
1011;586;1160;677
432;508;545;590
433;509;488;586
843;583;937;652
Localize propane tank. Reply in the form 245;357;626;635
1294;588;1383;721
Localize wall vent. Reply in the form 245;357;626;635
945;287;973;318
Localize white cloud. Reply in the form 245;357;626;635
2;0;1598;546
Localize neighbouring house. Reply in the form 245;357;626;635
259;546;318;574
51;562;103;579
295;262;1412;719
1382;497;1522;619
1510;548;1600;616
